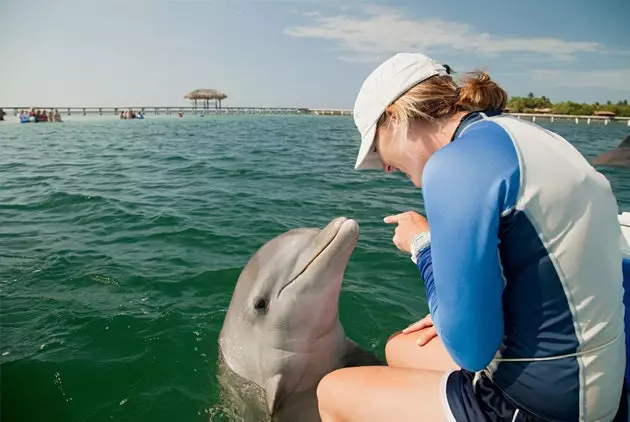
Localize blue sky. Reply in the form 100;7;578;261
1;0;628;109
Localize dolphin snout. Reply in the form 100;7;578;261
326;216;356;230
328;216;349;228
324;217;359;242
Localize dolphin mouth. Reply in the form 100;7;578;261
277;217;357;297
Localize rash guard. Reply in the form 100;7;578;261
415;111;626;421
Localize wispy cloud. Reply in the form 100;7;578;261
284;5;614;63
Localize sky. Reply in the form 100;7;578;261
1;0;629;109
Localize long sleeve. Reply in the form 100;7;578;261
415;121;520;371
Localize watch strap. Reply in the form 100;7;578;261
410;231;431;264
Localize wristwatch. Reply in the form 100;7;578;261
410;231;431;264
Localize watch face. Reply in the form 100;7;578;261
414;232;430;249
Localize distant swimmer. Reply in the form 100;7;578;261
592;134;630;167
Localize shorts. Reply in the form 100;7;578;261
441;369;628;422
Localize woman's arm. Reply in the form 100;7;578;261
415;123;520;372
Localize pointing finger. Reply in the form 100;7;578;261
383;213;404;224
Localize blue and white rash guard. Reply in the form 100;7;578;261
416;111;626;421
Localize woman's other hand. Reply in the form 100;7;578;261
402;314;437;346
383;211;430;254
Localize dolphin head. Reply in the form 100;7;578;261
218;216;359;413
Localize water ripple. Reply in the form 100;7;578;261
1;116;628;421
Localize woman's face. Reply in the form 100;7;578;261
374;119;437;188
374;113;464;188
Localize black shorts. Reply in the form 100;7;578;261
441;369;628;421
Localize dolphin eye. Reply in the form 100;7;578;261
253;297;268;312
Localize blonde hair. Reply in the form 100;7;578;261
379;69;508;129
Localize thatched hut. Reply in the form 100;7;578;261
594;110;616;118
184;89;227;109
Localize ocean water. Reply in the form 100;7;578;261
1;115;629;422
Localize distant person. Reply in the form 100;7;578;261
0;108;5;121
54;109;62;122
48;110;54;122
316;52;627;421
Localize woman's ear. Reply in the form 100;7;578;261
384;105;397;122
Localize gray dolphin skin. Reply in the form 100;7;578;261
216;216;384;421
592;134;630;167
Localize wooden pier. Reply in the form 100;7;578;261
2;106;312;116
510;113;630;126
307;110;630;125
2;107;628;125
309;108;353;116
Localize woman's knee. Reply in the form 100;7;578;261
317;370;344;419
385;330;406;366
316;371;335;403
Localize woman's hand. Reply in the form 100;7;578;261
383;211;430;254
402;314;437;346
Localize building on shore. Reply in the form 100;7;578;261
184;89;227;110
594;110;616;120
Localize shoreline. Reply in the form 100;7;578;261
2;110;629;127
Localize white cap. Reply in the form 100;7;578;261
352;53;449;170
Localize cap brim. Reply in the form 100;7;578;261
354;124;383;170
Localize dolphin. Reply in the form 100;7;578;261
216;216;384;421
592;134;630;167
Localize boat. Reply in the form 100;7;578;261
620;212;630;387
621;212;630;257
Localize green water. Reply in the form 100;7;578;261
1;115;629;421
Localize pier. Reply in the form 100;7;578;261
510;113;630;126
307;110;630;125
2;106;312;116
2;107;628;125
308;110;630;125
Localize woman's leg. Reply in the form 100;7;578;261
317;366;449;422
385;330;459;372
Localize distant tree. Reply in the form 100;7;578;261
506;94;630;117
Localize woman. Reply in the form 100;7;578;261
316;52;627;421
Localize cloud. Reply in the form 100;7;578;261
284;5;611;63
